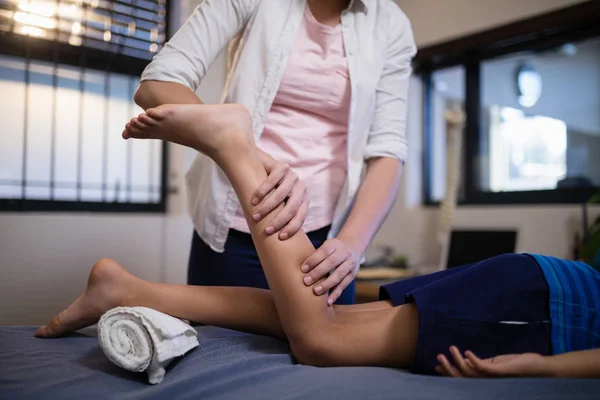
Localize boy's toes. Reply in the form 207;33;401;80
35;325;55;338
122;123;134;139
139;114;158;126
123;126;145;139
130;117;148;130
122;118;155;139
129;128;147;138
146;106;170;120
122;129;135;140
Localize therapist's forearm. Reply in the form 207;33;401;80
134;81;204;110
336;157;403;257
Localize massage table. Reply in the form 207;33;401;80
1;325;599;399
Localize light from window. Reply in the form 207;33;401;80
489;107;567;192
481;37;600;192
0;0;166;60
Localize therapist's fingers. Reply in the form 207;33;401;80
318;260;353;295
302;239;336;274
279;198;309;240
265;183;306;239
254;173;298;231
304;251;344;291
326;268;355;306
252;163;288;206
304;244;347;284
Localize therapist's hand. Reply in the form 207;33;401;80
302;238;359;305
252;153;309;240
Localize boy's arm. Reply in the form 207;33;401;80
546;348;600;378
437;346;600;378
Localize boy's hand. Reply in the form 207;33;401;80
435;346;548;378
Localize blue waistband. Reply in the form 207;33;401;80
529;254;600;354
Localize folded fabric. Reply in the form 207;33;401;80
97;306;199;384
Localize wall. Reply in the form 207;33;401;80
395;0;589;47
367;0;600;268
0;214;162;324
0;0;226;325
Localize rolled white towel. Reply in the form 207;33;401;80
97;306;199;384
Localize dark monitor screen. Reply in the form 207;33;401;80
445;230;518;269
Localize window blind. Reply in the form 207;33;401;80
0;0;166;60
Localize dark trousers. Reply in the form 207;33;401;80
188;226;356;305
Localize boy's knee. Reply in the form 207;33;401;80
289;330;336;367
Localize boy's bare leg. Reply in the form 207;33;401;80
36;258;393;340
36;258;287;339
37;258;413;367
39;103;418;368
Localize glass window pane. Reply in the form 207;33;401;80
129;102;151;204
54;65;81;200
0;59;163;206
25;60;53;199
0;55;26;199
151;140;162;203
429;66;465;202
0;0;166;210
80;70;106;202
481;37;600;192
105;73;130;203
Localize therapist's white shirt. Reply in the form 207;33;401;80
141;0;416;252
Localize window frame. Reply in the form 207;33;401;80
418;1;600;206
0;0;171;213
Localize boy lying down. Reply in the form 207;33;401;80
36;103;600;378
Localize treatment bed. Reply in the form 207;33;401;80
1;325;599;400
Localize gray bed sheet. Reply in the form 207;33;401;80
1;326;599;400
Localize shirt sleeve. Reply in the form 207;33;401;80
141;0;258;91
363;5;417;162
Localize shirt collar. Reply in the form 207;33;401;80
347;0;369;14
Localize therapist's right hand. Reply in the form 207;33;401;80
251;153;309;240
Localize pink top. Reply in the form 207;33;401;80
230;5;350;233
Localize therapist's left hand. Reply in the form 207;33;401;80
301;238;360;305
252;153;309;240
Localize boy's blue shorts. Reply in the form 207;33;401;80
379;253;551;375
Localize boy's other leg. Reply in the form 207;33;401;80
37;258;394;340
37;256;415;369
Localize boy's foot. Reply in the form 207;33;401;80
35;259;131;338
122;103;253;161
